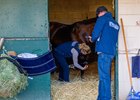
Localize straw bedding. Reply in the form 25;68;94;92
51;62;115;100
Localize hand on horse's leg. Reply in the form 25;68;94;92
83;65;88;70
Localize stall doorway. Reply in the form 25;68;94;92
48;0;118;100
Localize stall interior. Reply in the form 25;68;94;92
49;0;115;100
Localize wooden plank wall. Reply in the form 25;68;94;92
118;0;140;99
49;0;114;24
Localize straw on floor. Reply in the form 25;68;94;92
51;62;115;100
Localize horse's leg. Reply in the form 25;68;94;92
80;70;84;79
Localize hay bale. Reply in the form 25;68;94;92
0;55;28;98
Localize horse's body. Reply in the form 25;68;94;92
50;17;97;47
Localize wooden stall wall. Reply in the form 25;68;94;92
49;0;114;24
118;0;140;99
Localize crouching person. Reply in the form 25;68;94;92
54;41;91;82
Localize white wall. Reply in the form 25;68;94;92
118;0;140;99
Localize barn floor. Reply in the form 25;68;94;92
51;62;115;100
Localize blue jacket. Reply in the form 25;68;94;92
55;41;80;57
91;12;120;56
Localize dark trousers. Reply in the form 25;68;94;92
54;51;70;82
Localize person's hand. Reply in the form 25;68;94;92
69;64;75;69
88;36;93;42
82;65;88;70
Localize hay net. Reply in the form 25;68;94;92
0;54;28;98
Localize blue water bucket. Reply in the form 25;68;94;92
132;49;140;78
127;88;140;100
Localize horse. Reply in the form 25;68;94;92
50;17;98;78
50;17;97;47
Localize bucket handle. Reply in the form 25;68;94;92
0;38;4;50
136;92;140;96
137;49;140;56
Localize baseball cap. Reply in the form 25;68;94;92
96;6;108;16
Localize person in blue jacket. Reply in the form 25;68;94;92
54;41;91;82
89;6;120;100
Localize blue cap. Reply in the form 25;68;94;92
96;6;108;16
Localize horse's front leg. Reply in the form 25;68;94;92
80;70;84;79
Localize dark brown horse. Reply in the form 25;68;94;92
50;18;98;78
50;17;97;47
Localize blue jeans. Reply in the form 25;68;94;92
97;53;114;100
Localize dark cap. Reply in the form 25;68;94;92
96;6;108;16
